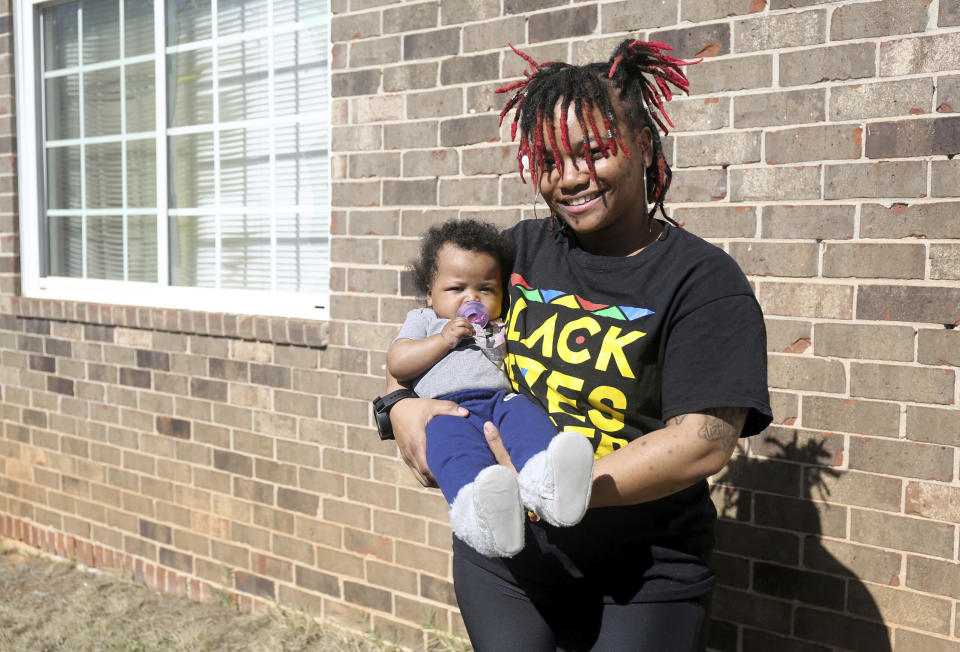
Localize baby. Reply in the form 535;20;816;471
387;218;594;557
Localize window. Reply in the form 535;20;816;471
15;0;330;319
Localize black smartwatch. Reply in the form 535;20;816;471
372;389;418;440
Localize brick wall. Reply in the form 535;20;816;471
2;1;960;650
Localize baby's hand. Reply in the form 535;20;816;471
441;317;475;349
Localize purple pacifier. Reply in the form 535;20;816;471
456;301;489;327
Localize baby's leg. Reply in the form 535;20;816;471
425;414;495;504
491;393;595;528
426;414;523;557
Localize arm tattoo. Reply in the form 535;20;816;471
696;407;743;454
671;414;688;426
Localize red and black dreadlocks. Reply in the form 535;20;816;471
495;39;698;226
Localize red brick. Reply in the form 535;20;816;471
780;42;875;87
815;322;915;362
866;117;960;159
823;243;925;279
832;78;936;121
765;125;861;164
893;629;960;652
673;206;756;239
384;2;437;33
906;555;960;600
851;509;955;558
918;329;960;366
665;97;729;132
730;242;818;277
905;481;960;523
850;581;952;635
930;244;960;280
768;354;847;393
831;0;928;39
849;437;953;481
760;205;854;240
880;32;960;76
857;284;960;325
753;562;844;610
711;586;793;634
604;0;677;29
734;90;824;128
675;131;760;168
824;161;927;199
736;10;826;52
804;469;901;512
648;24;730;61
794;605;891;651
851;362;955;404
666;169;726;202
686;55;773;95
403;27;458;60
906;405;960;446
861;202;960;239
730;166;821;202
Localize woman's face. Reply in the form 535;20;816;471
426;244;504;321
536;98;655;255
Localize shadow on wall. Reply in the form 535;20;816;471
708;433;892;652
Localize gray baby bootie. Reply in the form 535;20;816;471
517;430;595;527
449;465;525;557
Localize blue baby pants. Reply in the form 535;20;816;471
426;388;559;504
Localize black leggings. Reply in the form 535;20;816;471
453;548;711;652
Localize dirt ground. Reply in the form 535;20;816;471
0;541;398;652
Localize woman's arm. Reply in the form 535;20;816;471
483;407;747;507
589;408;746;507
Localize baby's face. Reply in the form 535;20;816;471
427;244;503;321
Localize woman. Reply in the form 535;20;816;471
383;39;772;651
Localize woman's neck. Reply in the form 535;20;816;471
573;218;664;257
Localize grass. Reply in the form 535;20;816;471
0;541;465;651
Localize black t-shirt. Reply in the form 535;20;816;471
456;218;772;603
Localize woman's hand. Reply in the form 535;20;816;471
482;421;517;474
390;397;469;487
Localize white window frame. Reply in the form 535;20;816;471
14;0;331;321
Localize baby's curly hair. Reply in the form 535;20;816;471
411;219;514;296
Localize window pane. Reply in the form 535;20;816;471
86;215;124;279
48;215;83;277
47;146;82;210
276;212;327;292
168;48;214;127
84;67;122;137
219;0;268;36
45;76;80;141
220;128;270;206
125;62;156;134
274;28;327;116
128;216;158;281
275;123;327;205
169;133;215;208
127;138;156;207
170;214;216;287
124;0;154;56
43;3;79;71
221;214;270;289
167;0;212;45
276;235;328;292
275;0;326;23
82;0;120;64
218;39;268;122
86;142;123;208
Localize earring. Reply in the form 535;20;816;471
643;168;652;232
